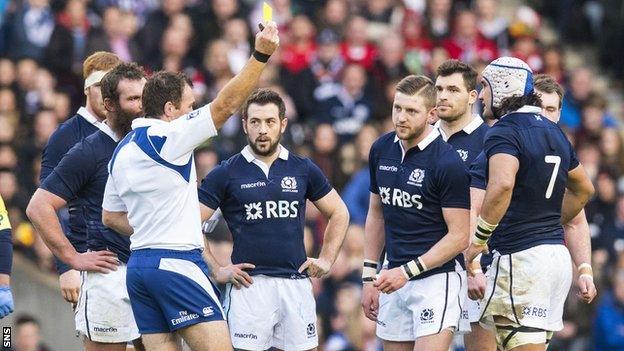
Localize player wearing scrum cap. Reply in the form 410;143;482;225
34;51;122;306
361;75;471;351
465;57;595;351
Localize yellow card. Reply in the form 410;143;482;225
262;2;273;23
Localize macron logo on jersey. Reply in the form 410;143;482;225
244;201;299;220
379;165;398;172
241;181;266;189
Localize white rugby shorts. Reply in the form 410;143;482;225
75;264;140;343
224;275;318;350
480;244;572;331
376;271;470;341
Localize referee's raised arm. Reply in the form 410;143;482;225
209;21;280;129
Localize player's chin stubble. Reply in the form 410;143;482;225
249;135;281;157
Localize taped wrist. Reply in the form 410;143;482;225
362;259;378;283
252;50;271;63
401;257;427;280
473;216;498;245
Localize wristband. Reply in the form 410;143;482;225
252;50;271;63
577;263;592;272
362;259;378;283
473;216;498;245
401;257;427;280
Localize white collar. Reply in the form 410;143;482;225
394;127;440;151
131;117;166;129
434;115;484;141
241;144;289;162
516;105;542;114
99;121;120;142
77;106;102;126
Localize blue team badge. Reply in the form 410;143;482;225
281;176;298;193
407;169;425;187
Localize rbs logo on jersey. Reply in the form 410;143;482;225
379;186;423;209
244;201;299;220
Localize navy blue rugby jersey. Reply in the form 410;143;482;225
40;108;100;263
436;116;489;166
41;125;131;263
483;105;579;254
369;129;470;279
198;146;333;278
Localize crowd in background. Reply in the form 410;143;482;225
1;0;624;350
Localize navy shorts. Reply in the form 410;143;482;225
126;249;224;334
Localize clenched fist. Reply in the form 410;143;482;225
255;21;280;56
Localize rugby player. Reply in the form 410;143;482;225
197;88;349;350
37;51;122;305
433;59;495;351
465;57;595;351
27;63;147;350
361;75;471;351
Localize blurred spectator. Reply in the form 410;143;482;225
316;0;349;34
0;58;16;89
370;35;409;111
594;268;624;350
286;29;344;121
139;0;188;62
595;195;624;266
280;15;316;75
342;124;379;225
316;64;373;141
223;18;252;74
13;314;50;351
575;93;618;146
340;16;377;71
475;0;509;53
3;0;54;61
542;44;567;85
311;123;340;186
561;67;596;130
442;10;498;65
508;6;542;72
402;11;433;75
425;0;453;41
86;6;141;62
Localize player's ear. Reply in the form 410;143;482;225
103;97;115;113
468;89;478;105
427;106;438;125
164;101;175;120
241;118;248;134
280;116;288;132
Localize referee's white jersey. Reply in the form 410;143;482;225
103;104;217;250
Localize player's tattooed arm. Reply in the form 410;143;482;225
209;21;279;129
102;210;133;236
299;189;349;278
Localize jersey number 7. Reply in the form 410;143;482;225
544;155;561;199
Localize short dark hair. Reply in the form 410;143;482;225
436;59;478;91
142;71;193;118
241;89;286;120
534;74;564;109
100;62;146;104
395;75;436;110
15;314;40;328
